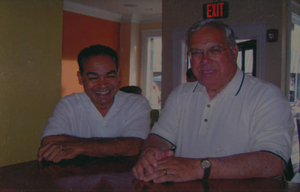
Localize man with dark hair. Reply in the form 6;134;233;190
132;20;294;182
38;45;151;163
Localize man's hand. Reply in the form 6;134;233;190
143;157;203;183
132;147;174;181
38;141;84;163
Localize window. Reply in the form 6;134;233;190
142;29;162;109
237;39;257;77
290;24;300;105
289;13;300;174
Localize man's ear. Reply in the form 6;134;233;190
231;44;239;62
77;71;83;85
117;69;120;81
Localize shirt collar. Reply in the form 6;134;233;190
81;91;120;113
81;92;93;108
113;90;125;109
192;68;245;97
222;68;244;97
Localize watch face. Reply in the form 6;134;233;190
201;160;211;168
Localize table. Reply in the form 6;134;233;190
1;155;300;191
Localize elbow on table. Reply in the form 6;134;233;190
125;138;144;156
264;159;285;179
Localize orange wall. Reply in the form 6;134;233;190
119;22;131;88
62;11;120;97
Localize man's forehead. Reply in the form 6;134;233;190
191;26;226;39
86;70;117;76
82;62;118;76
188;42;227;51
189;44;224;50
188;28;227;47
84;55;116;66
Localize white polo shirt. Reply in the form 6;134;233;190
42;91;151;139
151;68;294;162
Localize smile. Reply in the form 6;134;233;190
94;90;110;95
201;70;214;74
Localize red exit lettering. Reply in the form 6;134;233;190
206;2;225;18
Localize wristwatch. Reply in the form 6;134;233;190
200;159;211;180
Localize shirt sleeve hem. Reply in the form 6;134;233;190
259;150;287;165
149;133;177;150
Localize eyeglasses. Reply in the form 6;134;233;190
188;47;227;60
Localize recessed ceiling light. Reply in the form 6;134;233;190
123;4;138;8
145;8;153;11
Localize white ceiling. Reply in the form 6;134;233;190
63;0;162;23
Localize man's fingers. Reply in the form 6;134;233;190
133;147;171;181
163;150;174;158
132;150;158;180
39;141;81;163
38;142;57;161
42;144;61;159
132;164;144;180
37;148;43;161
132;166;139;179
140;155;156;174
44;147;62;162
144;168;170;182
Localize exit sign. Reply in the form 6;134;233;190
203;1;229;19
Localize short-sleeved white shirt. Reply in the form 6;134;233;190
151;68;294;162
42;91;151;139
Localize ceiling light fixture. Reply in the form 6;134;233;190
123;4;138;8
145;8;153;11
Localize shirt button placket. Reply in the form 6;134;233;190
204;103;211;122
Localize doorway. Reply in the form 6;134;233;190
289;15;300;174
141;29;162;109
237;40;257;77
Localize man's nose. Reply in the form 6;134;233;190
200;52;210;64
97;77;107;87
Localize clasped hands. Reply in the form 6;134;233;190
132;147;203;183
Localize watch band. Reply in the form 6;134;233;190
201;159;211;180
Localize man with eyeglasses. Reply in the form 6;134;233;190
132;19;294;183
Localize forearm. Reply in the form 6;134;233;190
143;151;286;183
41;135;81;146
79;137;144;157
39;136;144;162
207;151;285;179
141;134;173;152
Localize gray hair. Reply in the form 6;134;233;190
186;19;236;47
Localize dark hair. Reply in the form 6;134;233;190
120;86;142;95
77;44;118;75
186;68;195;79
186;19;236;48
